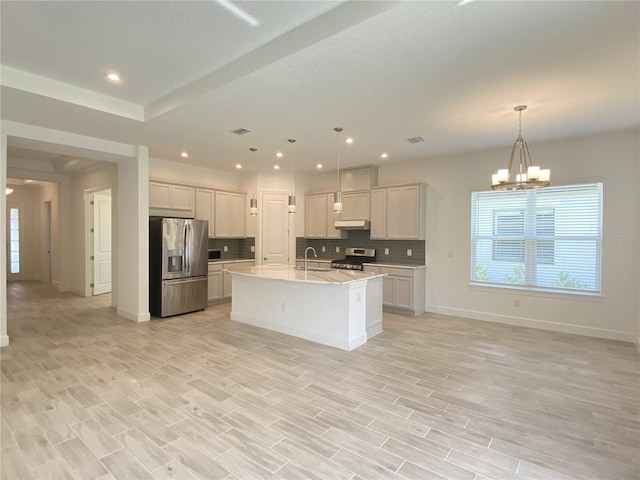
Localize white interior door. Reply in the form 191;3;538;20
92;191;112;295
262;193;289;265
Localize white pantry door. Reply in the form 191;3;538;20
92;191;112;295
262;193;289;265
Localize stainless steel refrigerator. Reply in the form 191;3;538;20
149;217;208;318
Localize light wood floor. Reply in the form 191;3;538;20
1;281;639;480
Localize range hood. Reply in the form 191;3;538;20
334;220;370;230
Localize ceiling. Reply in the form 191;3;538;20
1;1;638;174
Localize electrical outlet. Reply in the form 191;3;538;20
407;249;412;256
384;248;389;255
322;246;326;252
223;246;228;252
250;246;255;253
336;247;340;253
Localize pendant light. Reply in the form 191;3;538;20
287;139;296;214
249;147;258;216
333;127;343;213
491;105;550;190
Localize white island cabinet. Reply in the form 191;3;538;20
228;266;385;351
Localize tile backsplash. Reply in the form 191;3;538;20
296;231;425;265
208;237;255;260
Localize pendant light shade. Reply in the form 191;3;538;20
491;106;550;191
288;139;296;214
333;127;343;214
249;148;258;216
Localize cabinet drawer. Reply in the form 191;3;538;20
208;263;223;273
380;266;413;278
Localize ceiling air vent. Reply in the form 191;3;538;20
231;128;251;135
406;136;425;144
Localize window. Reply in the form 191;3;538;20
9;207;20;274
471;183;602;294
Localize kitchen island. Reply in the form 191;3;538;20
228;265;385;351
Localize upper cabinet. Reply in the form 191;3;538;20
341;191;370;221
149;182;194;216
305;193;345;239
340;165;379;192
370;184;426;240
195;189;215;237
214;191;246;238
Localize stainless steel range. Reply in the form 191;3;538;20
331;248;376;271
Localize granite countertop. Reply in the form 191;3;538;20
227;265;386;285
208;258;255;263
364;262;427;269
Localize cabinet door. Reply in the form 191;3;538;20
149;183;172;209
382;276;396;306
305;194;327;238
230;193;246;237
401;186;421;240
341;192;370;220
171;185;194;211
207;271;223;302
370;189;386;239
214;192;231;237
395;277;413;310
196;189;214;237
326;194;342;239
386;187;404;239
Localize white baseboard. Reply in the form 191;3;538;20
367;320;383;338
426;305;636;343
0;335;9;347
116;308;150;323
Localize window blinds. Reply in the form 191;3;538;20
471;183;602;294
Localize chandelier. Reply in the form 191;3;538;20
491;105;550;190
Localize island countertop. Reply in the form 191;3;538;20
227;264;386;285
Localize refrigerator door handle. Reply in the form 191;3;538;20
163;277;204;285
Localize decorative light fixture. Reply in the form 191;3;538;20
287;139;296;214
491;105;550;190
333;127;343;213
6;188;14;195
249;148;258;216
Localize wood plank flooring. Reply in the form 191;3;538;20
2;281;639;479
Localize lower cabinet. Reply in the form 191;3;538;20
208;260;255;304
364;264;426;316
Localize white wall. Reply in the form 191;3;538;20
150;158;239;191
37;182;60;283
363;128;639;341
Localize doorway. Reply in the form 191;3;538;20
87;188;112;295
43;200;52;282
261;193;291;265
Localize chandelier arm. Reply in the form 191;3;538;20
507;139;518;176
522;139;534;168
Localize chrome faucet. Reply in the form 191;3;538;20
304;246;318;271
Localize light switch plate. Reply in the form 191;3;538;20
250;246;255;253
322;246;326;252
384;248;389;255
407;249;412;256
224;246;228;252
336;247;340;253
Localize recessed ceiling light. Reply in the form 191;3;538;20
345;137;354;144
316;164;323;169
380;153;388;159
276;152;283;158
274;165;280;170
180;152;189;158
235;164;242;169
105;71;121;82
